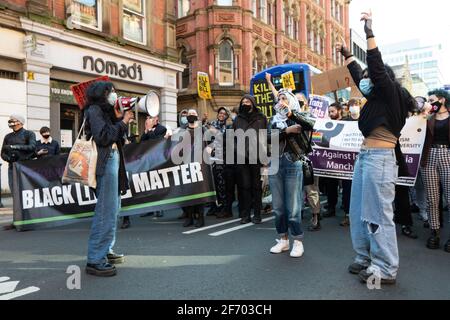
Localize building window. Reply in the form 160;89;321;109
267;3;273;25
180;48;190;89
308;29;314;50
69;0;102;31
178;0;190;18
252;0;257;18
217;0;232;6
252;58;258;76
259;0;267;23
293;20;298;40
218;40;234;86
123;0;146;44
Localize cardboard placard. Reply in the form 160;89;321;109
70;76;111;109
311;66;356;95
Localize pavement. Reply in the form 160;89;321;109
0;197;449;300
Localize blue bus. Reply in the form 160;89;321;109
250;63;321;118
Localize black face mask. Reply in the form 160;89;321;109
241;104;252;113
42;134;51;139
187;115;198;124
431;100;443;114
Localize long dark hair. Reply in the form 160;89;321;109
83;81;115;122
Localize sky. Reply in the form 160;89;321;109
349;0;450;83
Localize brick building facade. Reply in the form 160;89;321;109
0;0;184;192
176;0;350;116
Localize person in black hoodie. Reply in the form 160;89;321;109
337;10;413;285
233;95;268;224
83;81;134;277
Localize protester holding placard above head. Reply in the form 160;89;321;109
268;89;315;257
336;9;416;284
420;89;450;253
83;81;134;277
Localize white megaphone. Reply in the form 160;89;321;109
137;91;160;117
117;91;160;116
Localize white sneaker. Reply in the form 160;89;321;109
270;239;290;254
290;240;304;258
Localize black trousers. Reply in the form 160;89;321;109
342;179;352;214
224;164;238;213
394;185;413;227
325;178;339;210
212;163;227;208
236;164;262;219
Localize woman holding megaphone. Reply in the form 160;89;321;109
83;81;134;277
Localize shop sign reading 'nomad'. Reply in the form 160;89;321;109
83;56;143;81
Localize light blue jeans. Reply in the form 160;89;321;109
350;148;399;279
87;150;121;265
269;154;304;240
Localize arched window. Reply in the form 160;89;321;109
218;40;234;86
180;47;190;89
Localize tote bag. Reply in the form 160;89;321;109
62;118;98;188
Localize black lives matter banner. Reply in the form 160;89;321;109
12;138;216;231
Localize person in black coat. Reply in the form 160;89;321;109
83;81;134;277
1;114;36;192
233;94;268;224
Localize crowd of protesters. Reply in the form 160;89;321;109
1;10;448;283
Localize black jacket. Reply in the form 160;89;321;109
347;47;410;175
270;110;315;161
1;128;36;166
84;104;129;194
233;95;268;164
347;47;409;139
36;139;60;158
140;123;167;141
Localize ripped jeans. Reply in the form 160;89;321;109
349;148;399;279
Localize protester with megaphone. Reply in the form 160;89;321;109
83;81;134;277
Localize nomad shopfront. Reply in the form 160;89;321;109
0;19;183;192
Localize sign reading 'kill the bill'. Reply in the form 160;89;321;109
197;72;212;100
252;79;275;118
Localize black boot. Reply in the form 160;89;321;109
444;238;450;253
121;216;130;229
401;225;418;239
183;212;194;227
194;212;205;228
426;229;440;249
308;214;321;231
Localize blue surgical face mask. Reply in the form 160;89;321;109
359;78;374;96
180;116;188;125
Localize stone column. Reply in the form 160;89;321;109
23;33;52;135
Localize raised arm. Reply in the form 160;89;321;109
361;10;394;91
265;73;279;100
